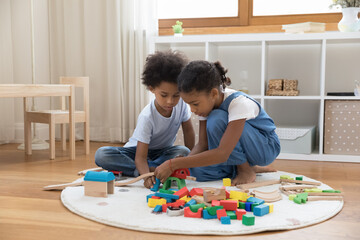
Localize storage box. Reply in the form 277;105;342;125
275;126;316;154
324;100;360;155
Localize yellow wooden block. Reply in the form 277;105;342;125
223;178;231;187
229;190;248;201
148;198;166;208
265;203;274;213
180;196;192;202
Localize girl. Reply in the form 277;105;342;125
154;60;280;185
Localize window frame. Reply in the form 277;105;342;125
158;0;342;35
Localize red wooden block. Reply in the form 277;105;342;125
216;208;227;220
189;188;203;197
212;200;220;206
170;168;190;179
151;196;161;199
236;209;247;220
184;206;202;218
174;187;189;198
220;200;238;211
162;200;186;212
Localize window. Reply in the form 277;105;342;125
253;0;340;16
158;0;342;35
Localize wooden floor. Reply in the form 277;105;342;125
1;142;359;240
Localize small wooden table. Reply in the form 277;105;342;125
0;84;75;160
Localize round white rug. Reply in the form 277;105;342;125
61;171;343;235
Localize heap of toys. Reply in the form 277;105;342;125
146;169;273;226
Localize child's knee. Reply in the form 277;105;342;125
94;147;108;166
173;145;190;156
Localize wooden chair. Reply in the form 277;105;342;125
24;77;90;159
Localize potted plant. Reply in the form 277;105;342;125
172;21;184;37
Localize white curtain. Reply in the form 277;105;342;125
0;0;15;144
0;0;158;143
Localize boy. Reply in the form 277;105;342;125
95;50;195;188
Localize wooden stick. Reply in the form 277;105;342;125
281;178;321;186
43;181;83;191
307;196;343;201
236;179;281;190
114;172;154;187
77;167;104;176
307;192;343;196
280;184;319;191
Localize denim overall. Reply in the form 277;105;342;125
189;91;280;181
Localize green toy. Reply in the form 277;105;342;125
172;21;184;34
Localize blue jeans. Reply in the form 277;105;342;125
95;145;190;177
190;109;280;182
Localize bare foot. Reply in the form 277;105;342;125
231;162;256;186
252;164;277;173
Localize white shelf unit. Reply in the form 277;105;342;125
150;32;360;163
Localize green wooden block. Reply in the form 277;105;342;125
242;213;255;226
305;188;322;193
295;176;303;181
323;189;341;193
226;211;237;219
251;202;260;212
189;203;205;213
162;177;186;190
159;189;175;194
289;194;296;201
206;206;223;216
239;202;246;209
294;193;308;204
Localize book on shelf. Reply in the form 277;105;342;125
282;22;325;34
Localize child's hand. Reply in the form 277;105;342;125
154;160;173;183
143;175;156;189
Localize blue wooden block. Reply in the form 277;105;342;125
150;178;161;192
253;204;269;217
203;209;217;219
221;216;231;224
247;197;265;205
184;199;196;207
245;202;253;212
155;192;180;200
153;205;163;212
146;193;155;202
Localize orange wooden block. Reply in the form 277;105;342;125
236;209;247;220
216;208;227;220
220;200;238;211
184;206;202;218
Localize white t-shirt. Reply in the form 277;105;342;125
124;98;191;149
199;88;259;122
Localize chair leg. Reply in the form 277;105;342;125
25;121;32;155
61;123;66;151
49;116;56;160
84;122;90;155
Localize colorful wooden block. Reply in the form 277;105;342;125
174;186;189;198
264;203;274;213
295;176;303;181
166;206;184;216
238;201;246;209
247;197;265;205
251;202;260;212
155;192;179;200
226;211;237;219
184;198;196;207
148;198;166;208
245;202;253;212
184;206;202;218
220;200;238;211
189;188;203;197
153;205;163;213
216;208;227;220
206;206;224;216
229;190;248;202
150;178;161;192
289;194;296;201
221;216;231;224
203;209;218;219
242;213;255;226
235;209;246;220
212;200;221;206
294;193;308;204
189;203;205;213
253;204;269;216
223;178;231;187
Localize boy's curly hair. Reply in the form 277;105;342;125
142;50;188;88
